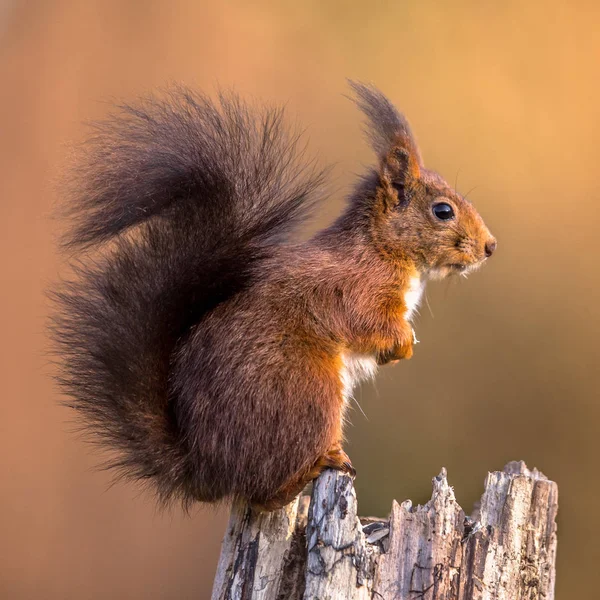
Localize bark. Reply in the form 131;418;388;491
211;461;557;600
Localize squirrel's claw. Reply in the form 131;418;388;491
323;446;357;478
342;460;357;478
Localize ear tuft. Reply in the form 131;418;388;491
348;80;423;168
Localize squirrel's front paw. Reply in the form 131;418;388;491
376;325;416;365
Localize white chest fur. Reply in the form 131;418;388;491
340;352;378;404
404;275;425;322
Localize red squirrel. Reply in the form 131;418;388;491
53;82;496;511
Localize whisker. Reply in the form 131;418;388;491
425;292;434;319
351;393;369;420
455;167;461;191
463;184;480;201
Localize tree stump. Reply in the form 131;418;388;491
211;461;558;599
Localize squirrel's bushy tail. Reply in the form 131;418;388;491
52;86;326;505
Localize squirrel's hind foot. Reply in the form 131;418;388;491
252;445;355;512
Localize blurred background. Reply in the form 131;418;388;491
1;0;598;597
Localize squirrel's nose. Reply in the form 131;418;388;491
484;238;497;258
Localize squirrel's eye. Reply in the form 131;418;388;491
432;202;455;221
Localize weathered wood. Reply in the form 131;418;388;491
211;461;557;599
211;496;310;600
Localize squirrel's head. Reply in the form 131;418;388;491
350;81;496;279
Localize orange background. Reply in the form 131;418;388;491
1;1;599;598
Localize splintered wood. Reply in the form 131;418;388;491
211;461;557;599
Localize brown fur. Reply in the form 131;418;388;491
53;82;495;511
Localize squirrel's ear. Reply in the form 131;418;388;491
348;80;422;193
375;147;420;212
379;146;420;187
